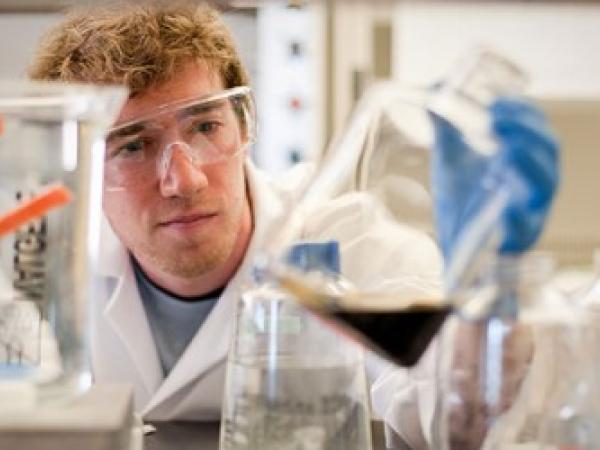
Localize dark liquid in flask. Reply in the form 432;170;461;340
275;269;451;367
331;305;452;366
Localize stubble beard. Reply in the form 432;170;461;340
118;196;243;279
145;212;241;278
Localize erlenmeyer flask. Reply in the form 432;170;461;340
266;47;528;368
220;244;373;450
0;81;127;407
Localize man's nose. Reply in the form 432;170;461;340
158;142;208;197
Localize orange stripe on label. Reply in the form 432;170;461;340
0;183;73;238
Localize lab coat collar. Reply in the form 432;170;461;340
97;206;163;396
103;258;164;396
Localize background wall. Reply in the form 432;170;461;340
392;2;600;98
0;13;63;78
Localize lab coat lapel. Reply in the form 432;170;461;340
102;253;163;396
142;161;301;414
142;275;239;414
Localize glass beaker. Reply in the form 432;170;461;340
433;253;599;450
220;282;373;450
0;81;126;407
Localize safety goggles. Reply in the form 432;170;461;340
104;86;256;191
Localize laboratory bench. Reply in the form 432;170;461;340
0;385;389;450
144;420;388;450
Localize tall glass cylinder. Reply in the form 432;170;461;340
0;81;126;407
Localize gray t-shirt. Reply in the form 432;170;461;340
133;260;220;376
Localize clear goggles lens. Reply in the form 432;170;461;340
104;86;256;191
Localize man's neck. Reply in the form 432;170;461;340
132;256;226;301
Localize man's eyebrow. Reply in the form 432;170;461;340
107;122;146;141
179;99;226;119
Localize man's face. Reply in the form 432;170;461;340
103;62;250;280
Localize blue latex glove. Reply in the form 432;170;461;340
431;97;559;265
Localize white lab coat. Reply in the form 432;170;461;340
90;159;443;438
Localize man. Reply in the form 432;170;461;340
29;1;558;444
31;3;439;420
30;3;271;419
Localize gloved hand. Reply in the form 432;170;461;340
430;97;559;265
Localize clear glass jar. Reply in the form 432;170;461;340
433;253;600;450
0;81;126;407
220;282;373;450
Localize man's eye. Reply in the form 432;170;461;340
112;139;145;158
193;121;220;134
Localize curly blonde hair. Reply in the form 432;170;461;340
28;2;249;96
